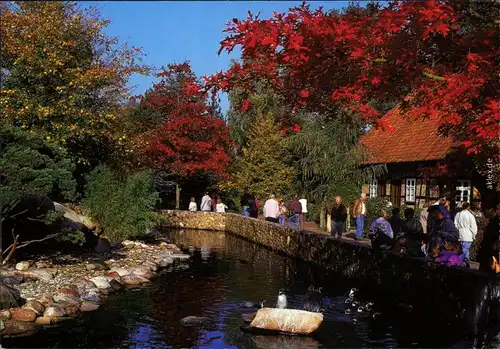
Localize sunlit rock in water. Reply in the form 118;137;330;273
180;316;209;327
249;308;323;335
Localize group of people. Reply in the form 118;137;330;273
365;197;481;268
260;194;307;229
327;192;484;269
188;192;228;213
328;193;368;240
188;192;308;231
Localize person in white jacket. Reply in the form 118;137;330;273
215;199;228;213
263;194;280;223
454;202;478;268
188;197;197;211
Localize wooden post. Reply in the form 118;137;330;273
346;207;351;232
319;207;325;230
175;183;181;210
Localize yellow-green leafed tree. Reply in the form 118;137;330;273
232;109;294;200
0;1;147;164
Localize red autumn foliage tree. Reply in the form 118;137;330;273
137;62;232;181
205;0;499;179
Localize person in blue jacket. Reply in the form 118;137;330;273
427;204;459;257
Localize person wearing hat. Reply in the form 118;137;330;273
427;204;459;257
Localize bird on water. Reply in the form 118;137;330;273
303;285;323;312
276;289;287;309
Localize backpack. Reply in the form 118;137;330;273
370;220;388;239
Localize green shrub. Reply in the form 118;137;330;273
305;203;321;223
470;215;490;262
0;122;76;214
84;165;160;243
0;123;80;263
365;197;392;228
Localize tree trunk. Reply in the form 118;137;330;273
175;183;181;210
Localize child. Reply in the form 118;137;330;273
215;199;228;213
188;197;197;211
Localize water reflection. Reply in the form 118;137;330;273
252;334;320;349
4;229;465;348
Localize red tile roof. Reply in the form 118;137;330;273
361;108;454;165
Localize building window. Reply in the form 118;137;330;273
405;178;416;202
456;180;471;204
369;179;378;198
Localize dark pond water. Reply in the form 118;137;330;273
3;230;471;349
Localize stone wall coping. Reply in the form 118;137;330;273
161;210;488;278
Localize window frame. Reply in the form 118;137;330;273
369;179;378;198
456;179;472;204
405;178;416;203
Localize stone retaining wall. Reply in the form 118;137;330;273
160;210;490;329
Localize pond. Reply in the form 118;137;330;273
3;229;469;348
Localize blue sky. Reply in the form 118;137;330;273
85;1;351;112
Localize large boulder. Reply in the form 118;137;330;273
53;202;96;231
94;238;111;253
249;308;323;335
0;280;22;309
1;195;55;251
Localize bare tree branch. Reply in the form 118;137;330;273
16;233;60;249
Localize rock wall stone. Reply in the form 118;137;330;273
161;210;490;329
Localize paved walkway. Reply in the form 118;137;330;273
258;216;480;270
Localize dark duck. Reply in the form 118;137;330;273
303;285;323;312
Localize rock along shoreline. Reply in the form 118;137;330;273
0;238;190;338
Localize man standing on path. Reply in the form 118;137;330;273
289;196;302;229
331;196;347;238
299;196;308;230
353;193;367;240
263;194;280;223
454;202;478;268
200;192;212;212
